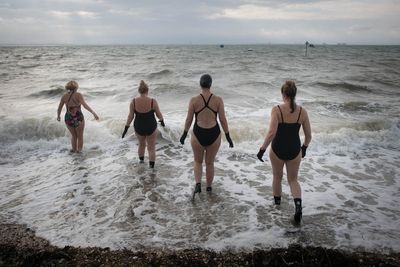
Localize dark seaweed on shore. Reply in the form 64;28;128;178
1;224;399;267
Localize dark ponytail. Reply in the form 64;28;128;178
281;80;297;113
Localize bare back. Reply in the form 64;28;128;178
63;91;82;109
192;93;220;129
133;96;154;113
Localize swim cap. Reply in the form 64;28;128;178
200;74;212;89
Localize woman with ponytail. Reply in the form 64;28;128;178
256;80;312;224
122;80;164;168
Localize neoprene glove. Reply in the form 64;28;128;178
301;145;308;158
159;119;165;127
257;148;266;162
180;130;188;145
122;126;129;139
225;132;234;148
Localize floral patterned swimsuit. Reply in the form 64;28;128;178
64;92;84;128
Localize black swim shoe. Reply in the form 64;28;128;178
192;183;201;201
294;205;302;224
274;196;281;205
206;186;212;192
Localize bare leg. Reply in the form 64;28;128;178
269;149;285;198
285;152;302;199
76;120;85;152
146;129;158;162
66;125;78;152
136;133;146;159
191;133;204;184
204;134;221;187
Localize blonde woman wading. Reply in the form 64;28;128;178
122;80;164;168
57;81;99;153
257;80;312;224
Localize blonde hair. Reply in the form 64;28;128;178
138;80;149;94
281;80;297;113
65;80;79;91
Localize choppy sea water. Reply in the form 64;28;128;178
0;45;399;253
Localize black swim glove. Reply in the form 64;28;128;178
159;119;165;127
257;148;266;162
122;126;129;139
301;145;308;158
180;130;188;145
225;132;234;148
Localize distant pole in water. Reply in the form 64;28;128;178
305;41;309;56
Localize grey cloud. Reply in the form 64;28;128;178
0;0;399;44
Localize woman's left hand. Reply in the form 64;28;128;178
93;114;99;120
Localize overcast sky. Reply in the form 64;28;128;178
0;0;399;45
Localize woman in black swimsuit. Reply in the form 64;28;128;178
257;81;312;223
122;80;164;168
57;81;99;153
180;74;234;197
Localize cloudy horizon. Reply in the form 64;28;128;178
0;0;399;45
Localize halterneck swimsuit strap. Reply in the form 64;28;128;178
66;91;75;112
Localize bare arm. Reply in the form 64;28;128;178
125;101;135;126
79;94;99;120
153;99;163;121
301;109;312;146
56;96;64;121
183;99;195;131
217;98;229;134
261;107;279;150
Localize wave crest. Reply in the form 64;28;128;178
148;69;173;78
315;81;372;93
0;117;67;143
30;86;65;98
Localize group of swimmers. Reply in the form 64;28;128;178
57;75;312;223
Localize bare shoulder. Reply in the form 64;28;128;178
300;106;309;116
61;93;69;102
190;95;200;104
271;105;279;113
212;94;223;104
299;106;309;122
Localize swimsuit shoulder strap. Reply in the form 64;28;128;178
133;98;136;112
151;98;154;109
297;107;302;123
196;94;217;117
200;94;207;105
205;94;213;106
277;105;284;123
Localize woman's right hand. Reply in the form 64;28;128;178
57;116;60;122
93;113;99;120
122;126;130;139
257;148;266;162
180;131;188;145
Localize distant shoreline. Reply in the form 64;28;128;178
1;224;399;266
1;43;400;47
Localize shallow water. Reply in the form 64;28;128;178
0;45;399;253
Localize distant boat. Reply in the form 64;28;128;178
309;44;315;48
220;44;224;48
247;48;253;51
